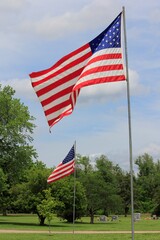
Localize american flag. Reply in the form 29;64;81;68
29;12;126;128
47;145;75;184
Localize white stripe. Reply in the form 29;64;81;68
55;159;74;171
46;105;72;121
49;110;72;126
83;58;123;72
48;167;73;182
43;89;78;113
77;69;125;85
49;160;74;178
70;90;79;107
92;48;122;56
48;162;74;182
38;77;77;102
43;92;71;111
31;47;90;83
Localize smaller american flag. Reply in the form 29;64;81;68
47;144;75;184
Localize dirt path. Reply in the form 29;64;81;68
0;230;160;234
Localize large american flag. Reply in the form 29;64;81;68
29;12;126;128
47;144;75;184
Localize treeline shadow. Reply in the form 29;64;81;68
0;221;69;228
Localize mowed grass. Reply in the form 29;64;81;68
0;214;160;231
0;233;160;240
0;214;160;240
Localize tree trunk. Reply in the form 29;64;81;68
2;207;7;216
124;206;129;217
38;214;46;226
89;208;94;224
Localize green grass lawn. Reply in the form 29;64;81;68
0;214;160;231
0;214;160;240
0;233;160;240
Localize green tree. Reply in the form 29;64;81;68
0;168;7;193
83;171;106;223
135;153;156;212
37;189;63;231
76;155;93;175
51;176;87;222
0;168;8;212
0;85;37;214
77;155;122;223
76;155;99;223
114;167;134;217
10;161;51;225
151;160;160;216
95;155;123;216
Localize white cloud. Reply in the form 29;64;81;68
0;0;27;11
1;0;122;41
129;69;150;95
1;78;35;100
17;0;160;41
149;8;160;23
137;143;160;160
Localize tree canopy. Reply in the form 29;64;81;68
0;85;37;214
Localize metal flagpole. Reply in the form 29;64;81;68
122;6;135;240
72;141;76;234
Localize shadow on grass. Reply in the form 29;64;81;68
0;221;70;228
74;221;118;225
0;222;40;227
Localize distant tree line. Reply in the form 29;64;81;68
0;85;160;225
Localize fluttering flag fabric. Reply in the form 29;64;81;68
47;145;75;184
29;12;126;128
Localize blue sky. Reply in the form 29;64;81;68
1;0;160;171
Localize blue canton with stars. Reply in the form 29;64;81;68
62;145;75;164
89;13;122;53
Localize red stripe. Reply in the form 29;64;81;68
41;85;73;106
48;162;74;179
44;99;71;116
48;109;71;127
48;169;74;183
47;161;74;183
70;89;80;108
74;75;126;90
80;64;124;79
48;166;73;180
87;53;122;65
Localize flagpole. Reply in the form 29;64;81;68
72;141;76;234
122;6;135;240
